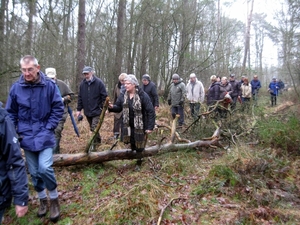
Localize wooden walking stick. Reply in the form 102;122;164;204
85;97;110;153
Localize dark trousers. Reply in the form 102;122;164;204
271;94;277;106
230;96;238;110
0;208;5;225
171;105;184;125
241;97;251;112
86;115;101;143
189;102;200;119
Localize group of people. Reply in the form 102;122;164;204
0;55;160;223
1;54;286;223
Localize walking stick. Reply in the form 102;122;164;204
85;97;110;153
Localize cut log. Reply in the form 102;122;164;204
53;138;222;167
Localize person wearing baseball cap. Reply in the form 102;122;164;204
76;66;108;147
45;67;74;154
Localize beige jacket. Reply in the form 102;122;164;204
241;83;252;98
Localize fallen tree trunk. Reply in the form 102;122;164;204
53;138;222;167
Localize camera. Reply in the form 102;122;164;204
77;115;83;121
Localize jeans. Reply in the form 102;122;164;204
171;105;184;125
24;148;57;192
189;103;200;119
0;208;5;225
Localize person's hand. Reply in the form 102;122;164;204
108;102;113;108
75;111;81;118
168;100;171;105
145;130;152;134
15;205;28;217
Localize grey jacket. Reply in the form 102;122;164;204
167;80;186;106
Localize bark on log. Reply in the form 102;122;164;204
53;138;222;167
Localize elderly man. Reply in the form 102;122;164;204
76;66;108;146
6;55;64;222
167;74;186;127
186;73;204;119
45;67;74;154
250;74;262;104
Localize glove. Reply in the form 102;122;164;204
179;101;184;106
168;100;171;105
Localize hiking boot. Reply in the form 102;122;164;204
37;198;48;217
50;198;60;222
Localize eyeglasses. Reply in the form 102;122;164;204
124;82;132;86
20;67;36;73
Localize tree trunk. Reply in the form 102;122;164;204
53;138;221;167
242;0;254;73
76;0;86;90
113;0;126;88
25;0;36;54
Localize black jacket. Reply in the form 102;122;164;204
229;80;240;97
109;88;155;131
0;103;28;210
77;76;108;117
207;82;220;105
141;81;159;108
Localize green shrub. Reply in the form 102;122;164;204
258;115;300;153
192;165;240;197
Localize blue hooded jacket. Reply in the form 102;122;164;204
5;72;64;151
269;81;279;96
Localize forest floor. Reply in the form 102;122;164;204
3;91;300;225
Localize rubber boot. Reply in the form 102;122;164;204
37;198;48;217
53;138;61;154
50;198;60;222
135;151;143;171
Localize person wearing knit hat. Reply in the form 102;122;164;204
108;74;155;171
186;73;204;119
167;73;186;127
45;67;74;154
141;74;159;110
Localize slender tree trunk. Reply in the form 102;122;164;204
76;0;86;90
242;0;254;73
177;0;189;76
0;0;6;70
25;0;36;54
113;0;126;88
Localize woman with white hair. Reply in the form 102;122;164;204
108;74;155;170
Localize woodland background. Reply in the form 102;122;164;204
0;0;300;102
1;1;300;224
